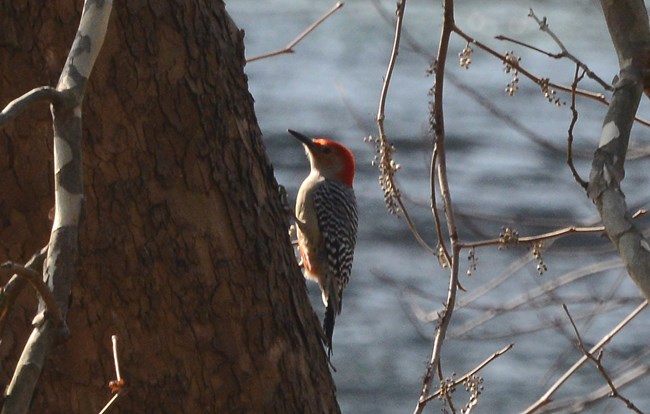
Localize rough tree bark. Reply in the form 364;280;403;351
0;1;339;413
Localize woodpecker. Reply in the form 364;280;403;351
288;129;358;358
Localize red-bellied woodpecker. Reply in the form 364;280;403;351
288;129;358;358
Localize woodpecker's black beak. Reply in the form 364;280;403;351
288;129;316;149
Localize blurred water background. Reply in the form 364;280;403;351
228;1;650;412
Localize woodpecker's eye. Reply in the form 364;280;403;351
322;147;332;154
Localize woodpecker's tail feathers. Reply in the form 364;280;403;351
323;297;336;358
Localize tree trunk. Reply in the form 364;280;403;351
0;1;339;412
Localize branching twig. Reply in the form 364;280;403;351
522;300;647;413
421;343;513;403
455;26;650;127
496;9;613;91
0;262;61;325
246;2;344;63
454;26;605;102
563;305;643;413
371;0;650;157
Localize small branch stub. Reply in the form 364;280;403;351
109;335;125;393
98;335;125;414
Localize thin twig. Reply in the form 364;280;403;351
457;209;646;249
421;343;513;403
568;64;589;189
563;305;643;413
0;87;64;128
375;0;437;256
246;2;344;63
458;225;603;249
539;363;649;412
494;35;563;59
0;262;62;324
98;391;123;414
496;10;612;91
376;0;404;122
430;146;451;267
528;8;613;91
541;270;627;384
522;300;647;413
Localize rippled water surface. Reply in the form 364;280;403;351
229;1;650;412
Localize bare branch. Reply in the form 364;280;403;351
522;300;648;413
0;87;65;128
454;26;604;101
414;0;461;409
455;26;650;127
374;0;438;257
458;224;603;249
371;0;628;158
568;65;589;189
246;2;344;63
528;9;568;54
539;363;650;413
527;8;613;90
421;343;513;403
0;262;61;325
0;246;47;339
563;305;643;413
430;147;451;267
457;209;646;250
494;35;563;59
